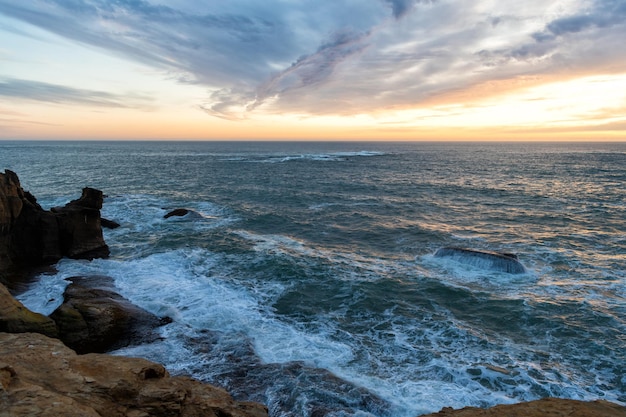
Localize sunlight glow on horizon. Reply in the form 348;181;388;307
1;1;625;141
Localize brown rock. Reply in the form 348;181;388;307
50;276;168;354
421;397;626;417
0;170;26;268
0;332;268;417
0;282;58;338
0;170;109;273
51;187;110;259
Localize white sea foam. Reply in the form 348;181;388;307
247;150;386;163
16;242;623;416
420;253;537;295
234;230;418;282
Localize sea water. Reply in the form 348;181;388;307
2;141;624;416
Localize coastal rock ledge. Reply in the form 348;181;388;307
421;397;626;417
0;332;268;417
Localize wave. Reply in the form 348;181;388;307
219;150;386;163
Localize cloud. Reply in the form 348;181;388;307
1;0;626;120
503;0;626;64
545;0;626;36
0;0;294;86
0;78;151;108
383;0;416;19
253;30;370;110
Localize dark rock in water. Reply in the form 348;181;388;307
50;275;168;354
434;247;526;274
100;218;120;229
179;332;391;417
164;208;207;220
0;170;109;270
164;208;191;218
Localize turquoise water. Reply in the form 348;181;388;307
2;140;625;416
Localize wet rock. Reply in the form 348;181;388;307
101;218;121;229
434;247;526;274
0;332;268;417
164;208;191;218
0;282;58;338
50;276;167;354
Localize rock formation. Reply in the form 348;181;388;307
163;208;207;220
164;208;191;218
0;282;58;338
0;332;268;417
0;170;269;416
0;169;109;272
421;397;626;417
434;247;526;274
51;276;170;354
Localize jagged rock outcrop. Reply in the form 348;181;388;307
0;282;58;338
421;397;626;417
51;187;110;259
0;332;268;417
0;169;109;273
50;276;169;354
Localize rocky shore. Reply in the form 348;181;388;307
0;170;267;417
1;169;625;417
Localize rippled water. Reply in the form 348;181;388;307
2;140;625;416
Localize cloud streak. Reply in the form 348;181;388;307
1;0;626;120
0;78;151;108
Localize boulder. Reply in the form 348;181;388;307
422;397;626;417
50;276;169;354
0;332;268;417
0;282;58;338
434;247;527;274
0;170;109;271
164;208;191;219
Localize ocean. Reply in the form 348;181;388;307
1;140;624;416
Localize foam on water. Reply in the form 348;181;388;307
229;150;386;163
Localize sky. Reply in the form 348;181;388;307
1;0;626;141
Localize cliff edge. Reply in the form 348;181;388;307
0;332;267;417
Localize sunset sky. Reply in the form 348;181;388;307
1;0;626;141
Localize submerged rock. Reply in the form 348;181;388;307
50;276;169;354
434;247;527;274
163;207;208;220
0;332;268;417
164;208;191;218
